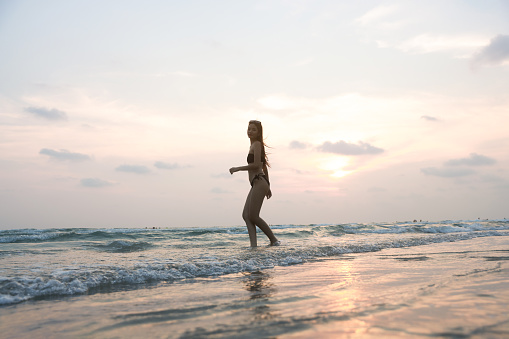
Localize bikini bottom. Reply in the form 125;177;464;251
250;173;270;187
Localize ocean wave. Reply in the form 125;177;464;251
1;229;507;306
90;241;156;253
0;230;65;243
2;221;508;244
338;221;509;235
0;229;138;244
0;257;297;306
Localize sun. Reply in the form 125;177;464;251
319;156;353;178
331;169;353;178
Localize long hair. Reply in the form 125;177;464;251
249;120;270;167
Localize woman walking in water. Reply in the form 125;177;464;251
230;120;280;247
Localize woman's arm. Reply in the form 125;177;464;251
262;164;269;181
229;141;263;174
263;163;272;199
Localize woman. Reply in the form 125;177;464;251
229;120;280;247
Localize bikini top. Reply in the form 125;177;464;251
247;151;266;164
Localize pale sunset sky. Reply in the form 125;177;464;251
1;0;508;228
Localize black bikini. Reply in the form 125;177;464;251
246;152;266;164
250;173;270;187
247;152;270;187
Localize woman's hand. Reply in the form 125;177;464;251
266;188;272;199
229;167;238;175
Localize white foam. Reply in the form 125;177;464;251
2;221;509;305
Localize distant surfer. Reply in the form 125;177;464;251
230;120;280;247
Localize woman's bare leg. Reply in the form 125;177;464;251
244;179;278;246
242;189;258;247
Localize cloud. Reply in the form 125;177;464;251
81;178;115;188
421;167;475;178
25;106;68;121
421;153;495;179
39;148;91;161
289;140;307;149
291;168;313;175
154;161;191;170
211;173;231;179
479;174;506;184
356;5;398;26
115;165;150;174
444;153;496;167
154;161;180;170
471;34;509;67
421;115;439;122
211;187;230;194
384;34;489;55
317;140;384;155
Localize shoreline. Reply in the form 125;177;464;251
1;235;508;338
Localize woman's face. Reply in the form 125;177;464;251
247;123;259;140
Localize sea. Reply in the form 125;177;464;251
1;220;509;338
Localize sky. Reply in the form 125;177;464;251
1;0;509;229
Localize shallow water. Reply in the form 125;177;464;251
1;221;509;338
2;220;508;306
